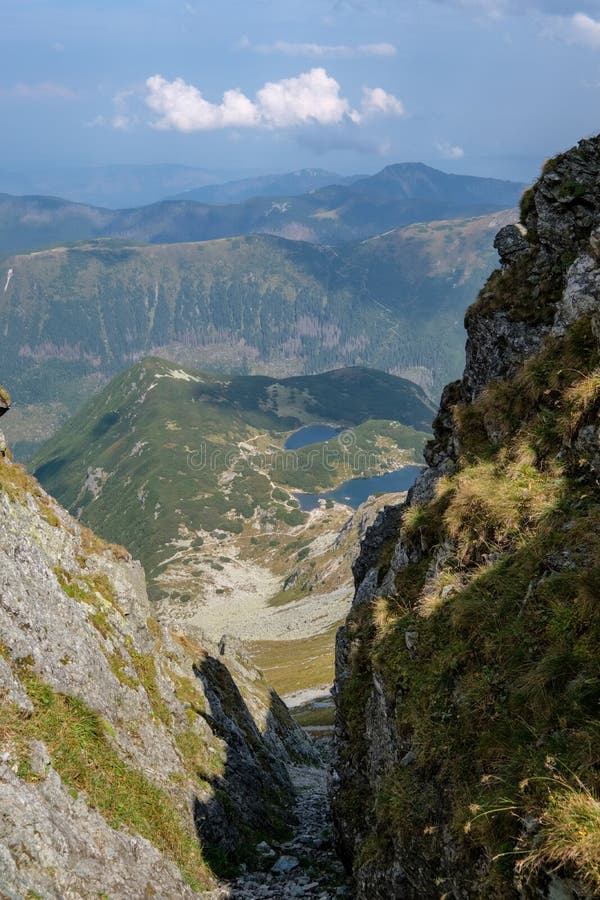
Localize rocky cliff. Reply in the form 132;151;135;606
0;444;318;897
332;136;600;898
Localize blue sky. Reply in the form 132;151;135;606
2;0;600;181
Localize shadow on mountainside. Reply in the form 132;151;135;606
192;653;313;878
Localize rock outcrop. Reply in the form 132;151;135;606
332;135;600;898
0;442;317;897
0;384;10;418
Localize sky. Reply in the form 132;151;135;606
2;0;600;182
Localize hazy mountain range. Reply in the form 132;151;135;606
0;163;222;209
167;168;361;204
0;163;522;256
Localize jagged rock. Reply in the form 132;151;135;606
463;310;549;401
352;503;405;588
524;136;600;253
272;855;300;874
494;223;529;266
553;252;600;333
0;384;10;417
283;571;300;590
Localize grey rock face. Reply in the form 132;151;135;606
463;310;549;401
524;136;600;253
0;761;200;900
494;223;529;266
0;457;316;897
351;503;405;588
553;252;600;333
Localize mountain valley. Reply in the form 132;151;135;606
2;208;515;460
31;360;430;706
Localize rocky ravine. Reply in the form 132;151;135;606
0;442;354;897
332;136;600;897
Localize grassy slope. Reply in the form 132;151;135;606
338;320;600;894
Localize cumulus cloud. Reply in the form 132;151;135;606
360;86;405;117
435;140;465;159
0;81;76;99
240;37;397;57
256;69;352;126
144;68;404;132
146;76;258;130
552;12;600;47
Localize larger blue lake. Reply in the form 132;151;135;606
296;465;423;512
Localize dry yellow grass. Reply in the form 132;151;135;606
518;778;600;891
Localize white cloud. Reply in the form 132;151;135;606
435;140;465;159
554;12;600;47
241;38;397;58
85;115;107;128
256;69;353;126
0;81;76;99
144;68;404;132
146;76;259;130
360;86;405;118
112;114;132;131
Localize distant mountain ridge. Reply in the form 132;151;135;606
169;168;359;203
0;162;523;256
